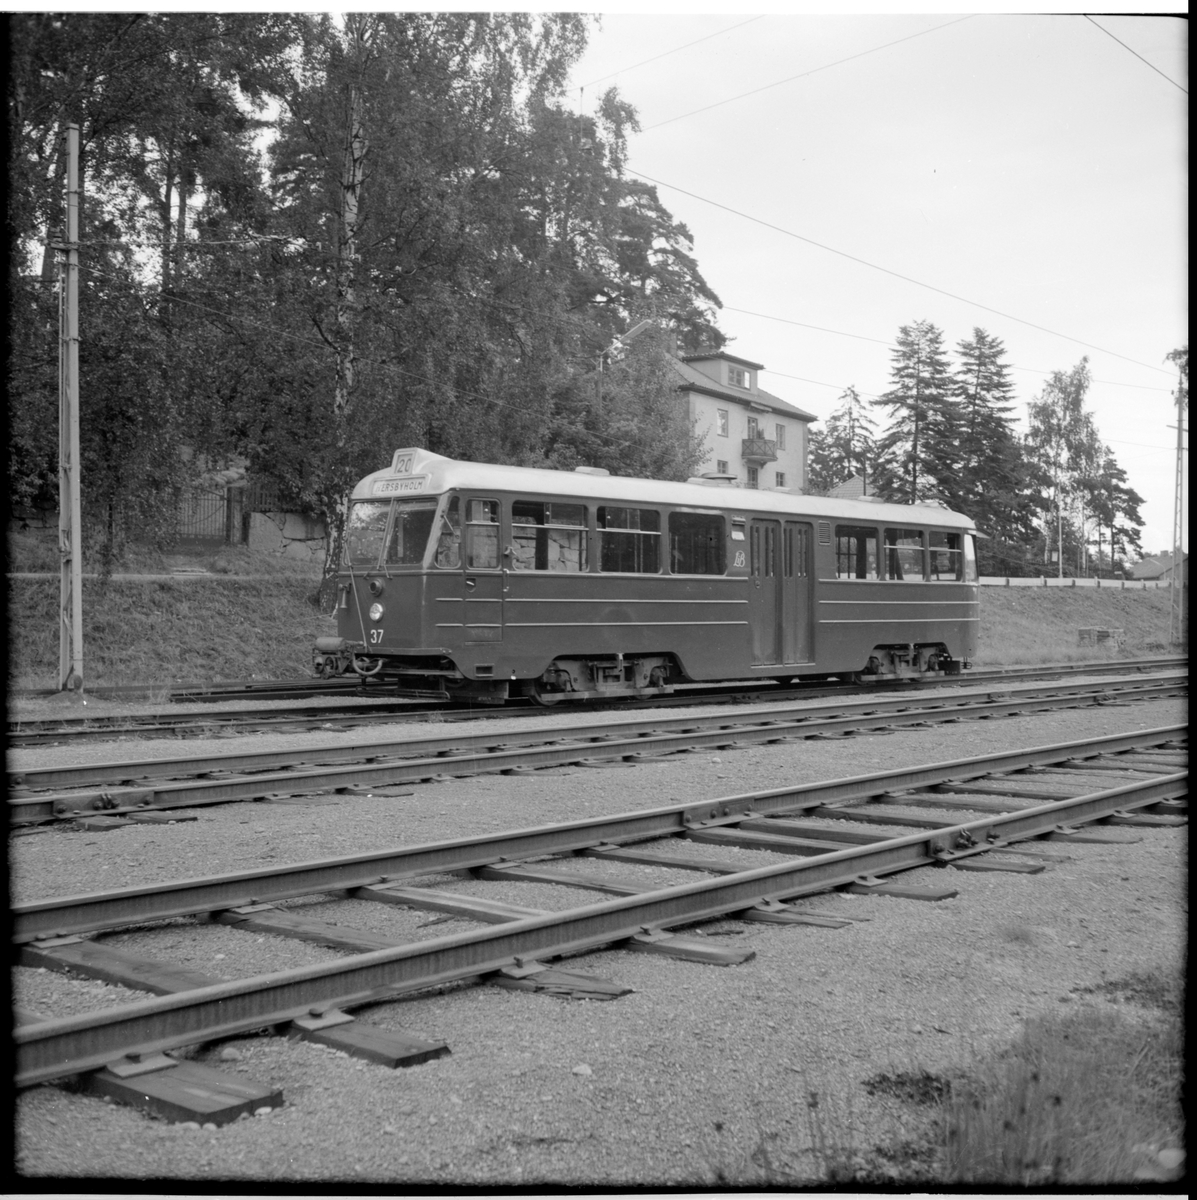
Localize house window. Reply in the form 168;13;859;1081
747;416;760;439
716;409;729;437
774;471;786;488
746;466;759;489
728;366;750;389
716;460;728;474
775;424;786;449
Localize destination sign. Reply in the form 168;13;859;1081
373;475;429;496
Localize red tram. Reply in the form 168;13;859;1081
313;448;980;703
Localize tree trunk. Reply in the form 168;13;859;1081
321;15;375;609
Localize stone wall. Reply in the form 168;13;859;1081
246;511;327;563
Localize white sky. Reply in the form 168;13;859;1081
566;11;1188;555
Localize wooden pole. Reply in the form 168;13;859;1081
58;122;84;693
1169;402;1186;646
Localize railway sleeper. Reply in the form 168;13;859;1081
21;936;449;1106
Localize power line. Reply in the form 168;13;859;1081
724;305;1173;392
1084;16;1188;95
632;169;1174;377
577;17;765;91
641;16;974;132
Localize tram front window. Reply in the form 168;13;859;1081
345;502;391;567
386;499;439;566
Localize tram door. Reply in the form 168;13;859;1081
748;520;781;664
750;519;813;666
781;521;813;664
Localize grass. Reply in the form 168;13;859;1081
712;968;1184;1187
941;993;1184;1184
977;584;1177;664
7;573;333;689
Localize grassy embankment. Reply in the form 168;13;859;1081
7;536;332;691
6;532;1179;690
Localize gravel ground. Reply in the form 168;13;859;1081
11;691;1187;1186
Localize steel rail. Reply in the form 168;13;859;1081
13;768;1184;1088
9;674;1185;802
12;724;1185;945
9;655;1187;719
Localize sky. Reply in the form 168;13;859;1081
563;11;1187;556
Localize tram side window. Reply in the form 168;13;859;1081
598;506;661;573
386;498;439;566
669;512;725;575
885;528;926;581
510;501;588;571
964;533;979;582
835;525;878;579
928;531;964;580
345;501;390;567
465;499;500;569
433;496;461;569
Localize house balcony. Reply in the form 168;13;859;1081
741;437;777;464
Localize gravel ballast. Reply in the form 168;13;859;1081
12;692;1186;1185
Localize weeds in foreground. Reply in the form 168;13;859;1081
943;1002;1183;1184
707;970;1183;1187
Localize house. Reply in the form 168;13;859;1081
1130;551;1188;582
672;351;816;491
827;473;868;500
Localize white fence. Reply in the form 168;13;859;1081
980;576;1171;589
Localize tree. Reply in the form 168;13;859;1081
8;13;730;587
543;322;706;480
6;13;296;567
1166;345;1187;410
871;320;954;504
1080;450;1145;574
1025;359;1099;572
949;327;1028;533
806;386;875;494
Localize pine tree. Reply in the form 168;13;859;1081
806;386;876;494
871;320;954;504
950;327;1025;529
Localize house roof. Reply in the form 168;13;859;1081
682;350;765;372
1130;551;1187;579
670;357;818;422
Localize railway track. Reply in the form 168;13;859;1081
7;657;1187;747
9;673;1186;826
13;725;1185;1100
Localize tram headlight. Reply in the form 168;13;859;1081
368;602;384;622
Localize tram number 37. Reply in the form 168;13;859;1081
369;629;384;644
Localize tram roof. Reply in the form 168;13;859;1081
351;448;977;531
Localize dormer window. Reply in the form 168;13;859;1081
727;365;751;389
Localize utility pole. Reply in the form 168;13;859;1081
1168;404;1186;647
58;123;84;693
